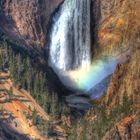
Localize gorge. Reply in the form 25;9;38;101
0;0;139;139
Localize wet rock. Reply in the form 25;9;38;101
0;0;63;48
66;93;91;110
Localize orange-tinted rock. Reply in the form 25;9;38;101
0;0;63;48
102;114;140;140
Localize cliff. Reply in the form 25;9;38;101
0;72;66;140
0;0;63;48
69;0;140;139
0;0;137;51
94;0;140;139
0;0;139;139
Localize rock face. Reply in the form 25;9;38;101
98;0;140;105
0;0;138;51
0;121;30;140
102;114;140;140
101;36;140;140
0;0;132;49
0;0;63;48
98;0;140;139
0;0;139;139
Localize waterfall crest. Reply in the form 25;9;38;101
49;0;91;70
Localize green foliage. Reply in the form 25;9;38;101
7;87;14;97
32;109;44;126
0;35;71;138
0;33;134;140
68;96;132;140
122;94;131;116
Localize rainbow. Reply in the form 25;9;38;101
52;50;130;99
57;56;117;91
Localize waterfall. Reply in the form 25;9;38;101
48;0;130;103
49;0;91;70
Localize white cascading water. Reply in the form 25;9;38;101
49;0;91;70
48;0;130;102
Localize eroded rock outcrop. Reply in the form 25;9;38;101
102;114;140;140
0;0;139;139
101;0;140;109
98;1;140;138
0;121;30;140
0;0;63;48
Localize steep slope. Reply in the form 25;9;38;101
97;0;139;53
68;0;140;139
0;0;63;48
101;35;140;140
96;0;140;109
95;0;140;139
0;121;30;140
0;0;139;139
0;72;65;140
0;72;47;139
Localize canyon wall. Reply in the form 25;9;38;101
0;0;139;139
0;0;134;50
0;0;63;48
98;1;140;139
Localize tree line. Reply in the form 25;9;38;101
0;34;132;139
